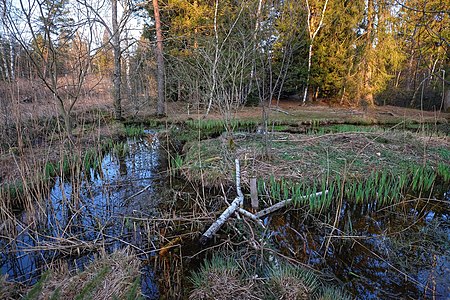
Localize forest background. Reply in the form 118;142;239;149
0;0;449;141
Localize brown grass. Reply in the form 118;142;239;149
181;130;450;188
271;275;309;300
0;275;27;300
36;250;141;299
189;268;255;300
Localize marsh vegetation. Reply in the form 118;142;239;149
1;0;449;298
0;108;448;299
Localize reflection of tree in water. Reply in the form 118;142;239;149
118;154;128;176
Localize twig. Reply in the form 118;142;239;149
123;184;152;203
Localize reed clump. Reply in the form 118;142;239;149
124;125;145;137
169;153;184;176
0;136;129;215
186;119;258;132
268;263;319;300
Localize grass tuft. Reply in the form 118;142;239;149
318;286;353;300
23;271;50;300
124;125;145;137
268;263;319;299
189;255;253;300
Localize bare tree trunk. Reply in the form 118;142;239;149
57;97;73;135
444;89;450;112
406;48;415;91
112;0;122;120
302;43;313;103
152;0;165;116
124;31;132;104
1;41;9;81
247;0;264;98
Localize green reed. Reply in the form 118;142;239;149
437;162;450;182
186;119;258;131
258;163;446;212
124;125;145;137
170;154;184;176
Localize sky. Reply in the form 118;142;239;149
5;0;146;51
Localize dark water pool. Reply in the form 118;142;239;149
270;198;450;299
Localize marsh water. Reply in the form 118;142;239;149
270;198;450;299
1;129;449;299
1;132;163;298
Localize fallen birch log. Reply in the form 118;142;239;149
255;191;327;218
200;159;244;244
238;208;265;228
200;164;328;243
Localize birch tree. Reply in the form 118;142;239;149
301;0;329;103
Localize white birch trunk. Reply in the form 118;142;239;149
1;42;9;81
9;36;14;81
302;0;329;104
302;44;313;103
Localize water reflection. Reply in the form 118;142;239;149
271;199;450;299
1;134;162;298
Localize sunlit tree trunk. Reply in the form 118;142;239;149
444;89;450;112
205;0;219;115
152;0;165;116
361;0;374;107
302;43;313;103
112;0;122;120
124;30;132;104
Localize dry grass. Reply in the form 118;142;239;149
0;275;27;299
271;276;309;300
189;256;256;300
33;250;141;299
268;264;319;300
181;129;450;188
189;269;255;300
